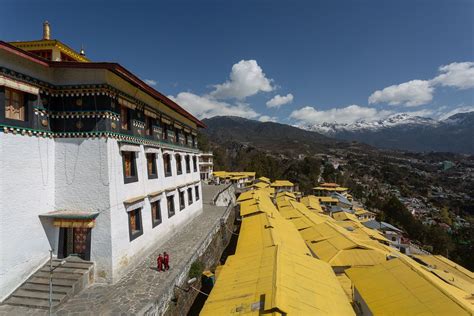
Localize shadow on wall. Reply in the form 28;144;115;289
39;216;59;254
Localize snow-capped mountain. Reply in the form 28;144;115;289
301;112;474;154
303;113;439;135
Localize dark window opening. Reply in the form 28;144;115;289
179;191;185;210
146;153;157;179
120;105;131;130
193;156;198;172
163;154;172;177
167;195;175;217
187;188;193;205
151;200;162;227
195;186;200;201
123;151;138;183
176;154;182;175
185;155;191;173
145;116;153;136
128;208;143;241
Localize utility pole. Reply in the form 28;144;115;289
49;250;66;315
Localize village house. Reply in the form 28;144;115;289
0;23;204;301
198;151;213;181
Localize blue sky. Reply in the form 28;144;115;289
2;0;473;125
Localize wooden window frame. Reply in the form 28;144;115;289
151;200;162;228
146;153;158;179
4;88;27;121
167;195;175;218
145;116;153;136
120;105;131;130
122;151;138;183
128;208;143;241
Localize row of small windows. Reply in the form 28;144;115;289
123;151;198;183
120;105;196;146
128;186;200;241
2;88;195;146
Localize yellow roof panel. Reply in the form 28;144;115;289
252;181;269;189
332;212;359;222
271;180;294;187
345;258;472;315
258;176;271;183
201;246;355;316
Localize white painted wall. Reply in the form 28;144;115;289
106;139;203;282
54;138;113;283
0;133;55;301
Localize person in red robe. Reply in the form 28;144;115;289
157;254;163;272
163;252;169;271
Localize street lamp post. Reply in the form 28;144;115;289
49;250;66;316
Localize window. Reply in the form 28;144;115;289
162;124;168;140
145;116;153;136
163;154;172;177
185;156;191;173
120;105;131;130
193;156;197;172
167;195;175;217
146;153;157;179
122;152;138;183
179;191;185;210
195;186;200;201
5;88;26;121
128;208;143;241
151;200;162;227
176;154;182;175
187;188;193;205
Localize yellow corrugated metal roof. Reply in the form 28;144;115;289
201;246;355;315
314;186;349;191
345;258;473;315
412;254;474;294
300;195;324;212
252;181;269;189
275;191;296;199
271;180;294;187
332;212;359;222
258;176;271;183
316;196;339;203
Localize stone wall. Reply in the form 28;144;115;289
140;185;237;316
163;203;237;316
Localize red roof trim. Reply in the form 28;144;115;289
0;41;205;128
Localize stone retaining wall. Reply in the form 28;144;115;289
142;186;237;316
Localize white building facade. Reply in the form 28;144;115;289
198;152;213;181
0;36;204;300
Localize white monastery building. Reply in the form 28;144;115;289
0;23;205;301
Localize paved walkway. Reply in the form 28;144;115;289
0;184;231;316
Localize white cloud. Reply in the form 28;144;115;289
368;80;434;107
210;60;274;100
258;115;278;122
290;105;393;125
431;62;474;89
437;105;474;120
169;92;260;120
266;93;294;108
144;79;157;86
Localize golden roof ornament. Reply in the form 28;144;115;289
42;21;51;40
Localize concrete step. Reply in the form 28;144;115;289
29;277;77;287
50;261;93;270
22;283;71;294
39;266;90;274
3;258;94;310
3;296;59;309
34;271;83;280
12;289;65;301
